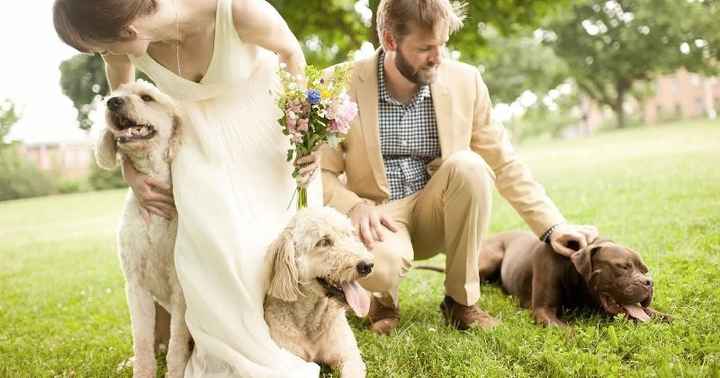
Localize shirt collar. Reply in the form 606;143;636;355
378;50;431;106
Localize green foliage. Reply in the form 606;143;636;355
88;162;127;191
477;27;569;104
1;120;719;376
543;0;714;128
59;54;109;130
0;99;20;146
0;148;57;201
0;99;60;201
57;178;91;194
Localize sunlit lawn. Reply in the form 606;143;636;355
1;119;719;377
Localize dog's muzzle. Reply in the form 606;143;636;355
316;260;373;317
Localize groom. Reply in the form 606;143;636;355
320;0;598;335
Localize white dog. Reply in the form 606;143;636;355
264;207;374;378
96;80;190;378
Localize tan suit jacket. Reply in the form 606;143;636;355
321;51;565;237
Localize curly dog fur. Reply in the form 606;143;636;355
96;80;190;378
264;207;374;378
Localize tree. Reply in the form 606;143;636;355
475;26;569;105
58;0;568;129
0;100;20;147
544;0;713;128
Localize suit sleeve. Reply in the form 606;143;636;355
469;69;566;236
320;143;365;215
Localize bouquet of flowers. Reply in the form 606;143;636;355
277;64;357;208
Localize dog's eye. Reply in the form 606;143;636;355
315;237;333;248
140;94;155;102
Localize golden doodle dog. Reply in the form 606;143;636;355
96;80;189;378
264;207;374;378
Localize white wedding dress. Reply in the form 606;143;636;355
130;0;321;376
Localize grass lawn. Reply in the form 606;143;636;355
1;119;719;377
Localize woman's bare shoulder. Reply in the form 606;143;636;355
229;0;277;33
184;0;221;17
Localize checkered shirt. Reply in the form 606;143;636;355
378;52;441;201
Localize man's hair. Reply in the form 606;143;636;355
376;0;467;46
53;0;157;53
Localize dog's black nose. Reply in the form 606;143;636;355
644;278;653;287
356;261;373;276
107;97;125;111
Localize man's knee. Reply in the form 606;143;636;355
443;151;494;193
360;237;413;294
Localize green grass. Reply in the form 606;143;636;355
2;119;719;377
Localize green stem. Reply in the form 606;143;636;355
297;186;308;209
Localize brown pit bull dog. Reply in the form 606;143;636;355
479;231;671;326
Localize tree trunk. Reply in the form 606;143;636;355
614;80;629;129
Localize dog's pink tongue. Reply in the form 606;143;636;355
623;304;651;322
341;281;370;317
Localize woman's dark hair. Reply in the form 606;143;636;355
53;0;157;52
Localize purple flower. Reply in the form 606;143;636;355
306;89;321;105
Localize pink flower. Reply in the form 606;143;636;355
297;118;309;132
287;118;297;131
289;130;303;144
329;95;357;135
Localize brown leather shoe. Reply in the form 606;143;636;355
440;295;500;330
367;297;400;335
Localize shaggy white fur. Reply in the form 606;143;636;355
264;207;374;378
96;80;190;378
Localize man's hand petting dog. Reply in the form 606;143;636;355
548;223;600;257
123;157;177;222
348;201;399;250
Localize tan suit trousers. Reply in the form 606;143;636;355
359;151;494;308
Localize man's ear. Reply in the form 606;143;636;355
570;245;602;284
383;30;397;51
267;228;301;302
95;128;118;170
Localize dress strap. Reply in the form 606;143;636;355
210;0;254;80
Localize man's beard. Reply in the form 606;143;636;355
394;47;437;86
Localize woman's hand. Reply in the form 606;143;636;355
294;151;320;188
123;158;177;222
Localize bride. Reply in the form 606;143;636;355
54;0;321;376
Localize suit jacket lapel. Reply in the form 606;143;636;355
355;52;389;194
431;66;453;159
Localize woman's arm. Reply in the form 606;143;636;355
101;54;176;220
231;0;306;76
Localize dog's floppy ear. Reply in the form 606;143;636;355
267;228;301;302
571;244;602;284
95;127;118;170
165;114;182;163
